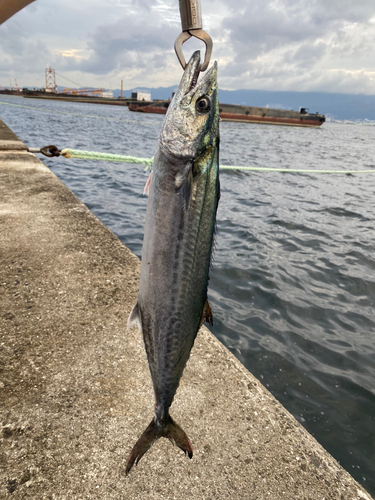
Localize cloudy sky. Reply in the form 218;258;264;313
1;0;375;94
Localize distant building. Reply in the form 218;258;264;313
131;91;151;101
102;90;114;98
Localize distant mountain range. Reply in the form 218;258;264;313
112;86;375;122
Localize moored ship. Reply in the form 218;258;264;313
0;86;325;127
128;101;325;127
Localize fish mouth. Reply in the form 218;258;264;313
176;51;217;100
173;50;201;99
187;51;201;93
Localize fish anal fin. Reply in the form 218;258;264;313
127;302;142;332
200;298;213;328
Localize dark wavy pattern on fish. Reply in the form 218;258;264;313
2;96;375;494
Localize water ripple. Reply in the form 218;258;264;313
1;96;375;495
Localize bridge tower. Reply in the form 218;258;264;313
45;67;57;93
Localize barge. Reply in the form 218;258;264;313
128;101;325;127
20;91;135;106
0;89;325;127
0;89;139;106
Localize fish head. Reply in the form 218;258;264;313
159;51;219;160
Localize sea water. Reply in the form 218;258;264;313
1;95;374;494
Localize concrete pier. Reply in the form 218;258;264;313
0;119;373;500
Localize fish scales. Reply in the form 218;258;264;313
126;50;219;474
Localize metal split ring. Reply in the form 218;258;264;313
174;28;213;73
38;145;61;157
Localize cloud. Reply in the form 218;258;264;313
1;0;375;93
58;15;177;74
216;0;375;92
223;0;375;60
0;12;52;83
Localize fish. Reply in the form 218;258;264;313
126;50;220;474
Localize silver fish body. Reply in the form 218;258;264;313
126;51;219;473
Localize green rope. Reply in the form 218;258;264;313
61;148;154;169
60;148;375;174
220;165;375;173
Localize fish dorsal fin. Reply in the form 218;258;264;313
199;298;213;328
127;302;142;332
175;167;193;211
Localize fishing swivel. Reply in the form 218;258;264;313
174;0;213;72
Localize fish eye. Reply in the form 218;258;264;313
196;96;211;114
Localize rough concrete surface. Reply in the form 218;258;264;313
0;119;373;500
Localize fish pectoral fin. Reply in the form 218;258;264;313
127;302;142;332
175;167;193;210
143;171;152;196
200;298;213;328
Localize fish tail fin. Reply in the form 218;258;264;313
125;415;193;474
125;418;159;475
164;415;193;458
